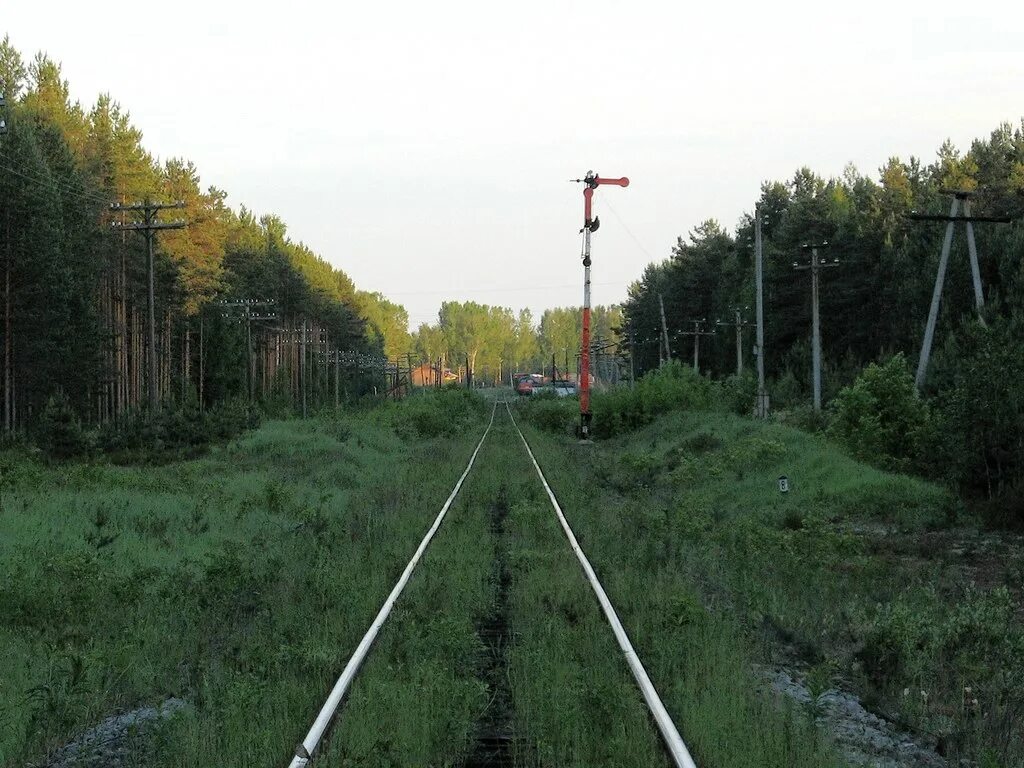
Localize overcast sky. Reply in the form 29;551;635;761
5;1;1023;328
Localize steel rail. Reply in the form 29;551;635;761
286;402;498;767
505;403;699;768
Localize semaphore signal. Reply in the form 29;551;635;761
571;171;629;441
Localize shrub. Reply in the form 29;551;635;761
826;354;932;471
518;397;576;436
389;388;485;439
590;363;718;438
521;363;729;438
96;400;258;462
34;393;91;459
930;317;1024;510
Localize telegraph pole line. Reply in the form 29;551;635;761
754;207;768;417
217;298;277;401
793;242;838;411
658;293;672;364
716;307;753;377
908;189;1012;389
678;320;715;373
301;320;308;418
110;200;186;413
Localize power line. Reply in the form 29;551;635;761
110;199;187;413
599;196;659;262
385;281;625;296
0;160;113;207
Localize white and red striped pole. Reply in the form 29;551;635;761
577;171;628;439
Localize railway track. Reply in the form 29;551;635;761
285;401;696;768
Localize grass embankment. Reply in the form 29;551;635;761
0;392;489;767
519;397;1024;767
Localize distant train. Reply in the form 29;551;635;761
512;373;576;397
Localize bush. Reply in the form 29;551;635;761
521;363;729;438
96;400;258;462
34;393;91;459
591;363;719;438
826;354;932;471
518;396;577;436
388;388;485;439
930;317;1024;508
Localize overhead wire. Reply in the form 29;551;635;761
0;159;114;208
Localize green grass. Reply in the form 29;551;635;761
518;403;1024;766
0;401;487;767
6;385;1017;767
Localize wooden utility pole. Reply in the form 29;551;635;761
658;293;672;364
301;320;308;418
716;307;753;376
678;320;715;373
199;317;205;410
908;189;1012;389
793;243;838;411
217;298;277;401
628;328;636;388
110;200;185;414
754;206;768;417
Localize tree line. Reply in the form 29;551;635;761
621;121;1024;511
0;38;414;427
409;303;623;384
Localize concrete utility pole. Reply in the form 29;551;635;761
754;207;768;417
110;200;186;414
658;293;672;364
793;243;838;411
716;307;753;376
909;189;1012;389
678;320;715;373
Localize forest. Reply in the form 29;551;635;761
0;37;625;433
2;36;1023;514
621;124;1024;518
0;37;420;426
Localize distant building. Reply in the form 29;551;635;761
411;362;459;387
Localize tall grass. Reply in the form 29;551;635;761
517;406;1023;766
0;397;487;767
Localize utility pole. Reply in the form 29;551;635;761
217;298;277;401
628;327;636;388
658;293;672;365
301;320;308;418
678;320;715;373
793;242;838;411
110;200;186;414
1;94;9;431
908;189;1012;389
199;317;204;410
571;170;629;440
754;206;768;417
716;307;753;376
